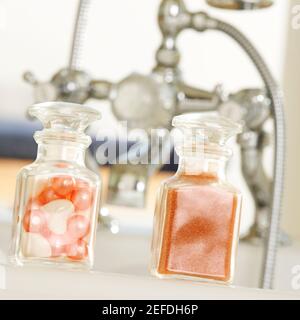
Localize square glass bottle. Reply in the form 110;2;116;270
9;102;101;269
150;113;243;284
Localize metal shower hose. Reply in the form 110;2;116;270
69;0;92;70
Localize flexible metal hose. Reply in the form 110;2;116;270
69;0;92;70
207;18;286;289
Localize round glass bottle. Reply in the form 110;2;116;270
9;102;101;269
150;113;243;284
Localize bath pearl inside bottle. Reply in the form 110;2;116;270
38;187;61;205
43;199;75;235
51;176;75;197
66;239;88;260
47;233;70;257
67;215;90;239
71;188;93;211
23;209;47;234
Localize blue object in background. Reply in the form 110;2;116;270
0;120;40;159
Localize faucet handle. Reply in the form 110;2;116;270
219;88;271;130
23;70;57;103
50;68;91;104
23;71;39;85
24;68;93;104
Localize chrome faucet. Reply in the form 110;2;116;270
23;0;285;289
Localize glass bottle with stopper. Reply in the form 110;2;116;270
10;102;101;269
150;113;243;284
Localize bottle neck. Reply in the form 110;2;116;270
36;142;86;165
175;144;230;180
34;129;91;165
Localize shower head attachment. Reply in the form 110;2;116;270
206;0;273;10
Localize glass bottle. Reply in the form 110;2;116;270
9;102;101;269
150;113;243;284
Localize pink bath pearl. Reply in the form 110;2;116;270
47;233;71;257
23;209;47;234
66;239;88;261
75;179;90;189
51;175;75;197
71;187;93;211
38;187;61;205
43;199;74;235
67;215;90;239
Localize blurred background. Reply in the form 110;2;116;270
0;0;299;238
0;0;299;293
